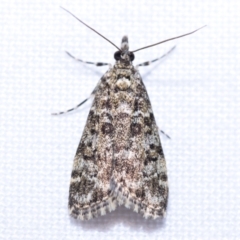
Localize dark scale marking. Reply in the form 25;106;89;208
78;178;87;194
101;76;107;83
145;150;158;162
101;99;112;110
133;99;139;112
144;117;151;126
159;201;167;210
130;123;142;136
157;145;164;157
83;154;94;161
71;170;81;178
68;195;78;209
103;202;109;208
151;178;159;191
149;113;154;121
82;210;88;216
106;113;113;121
142;172;148;178
126;164;134;174
135;189;145;199
114;86;119;93
113;145;122;153
76;142;86;154
71;208;80;218
84;179;95;194
144;160;148;166
69;182;80;194
90;129;97;135
89;113;99;124
159;185;166;196
148;156;158;161
136;84;144;93
117;112;129;120
90;191;98;204
101;112;113;121
97;189;104;201
150;144;155;149
101;122;114;134
160;173;168;182
88;110;95;120
145;128;152;135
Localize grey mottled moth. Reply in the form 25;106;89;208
52;7;205;220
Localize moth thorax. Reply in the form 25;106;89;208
116;76;131;90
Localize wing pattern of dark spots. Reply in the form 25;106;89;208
130;123;142;136
117;112;129;120
133;99;138;111
101;122;114;135
159;185;166;196
71;170;82;179
157;145;164;157
160;173;168;182
83;154;95;161
135;189;145;199
145;150;158;162
148;156;158;161
90;129;97;135
76;142;85;154
150;144;155;149
90;189;104;203
88;111;99;125
101;112;113;121
159;200;167;210
68;195;78;209
149;113;154;121
144;117;151;126
101;99;112;109
69;182;80;194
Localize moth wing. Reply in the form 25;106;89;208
68;74;117;220
112;77;168;219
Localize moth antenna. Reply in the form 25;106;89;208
132;25;206;53
60;6;121;51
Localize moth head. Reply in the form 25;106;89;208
114;36;135;62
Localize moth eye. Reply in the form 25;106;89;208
129;52;135;61
114;51;122;60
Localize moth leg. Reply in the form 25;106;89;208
66;51;111;67
160;129;171;139
51;98;89;115
157;125;171;139
136;46;176;67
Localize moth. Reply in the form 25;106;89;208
53;7;205;220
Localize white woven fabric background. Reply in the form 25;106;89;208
1;0;240;239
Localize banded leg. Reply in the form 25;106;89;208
160;130;171;139
66;51;111;67
51;98;89;115
156;125;171;139
136;46;176;67
51;80;101;115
